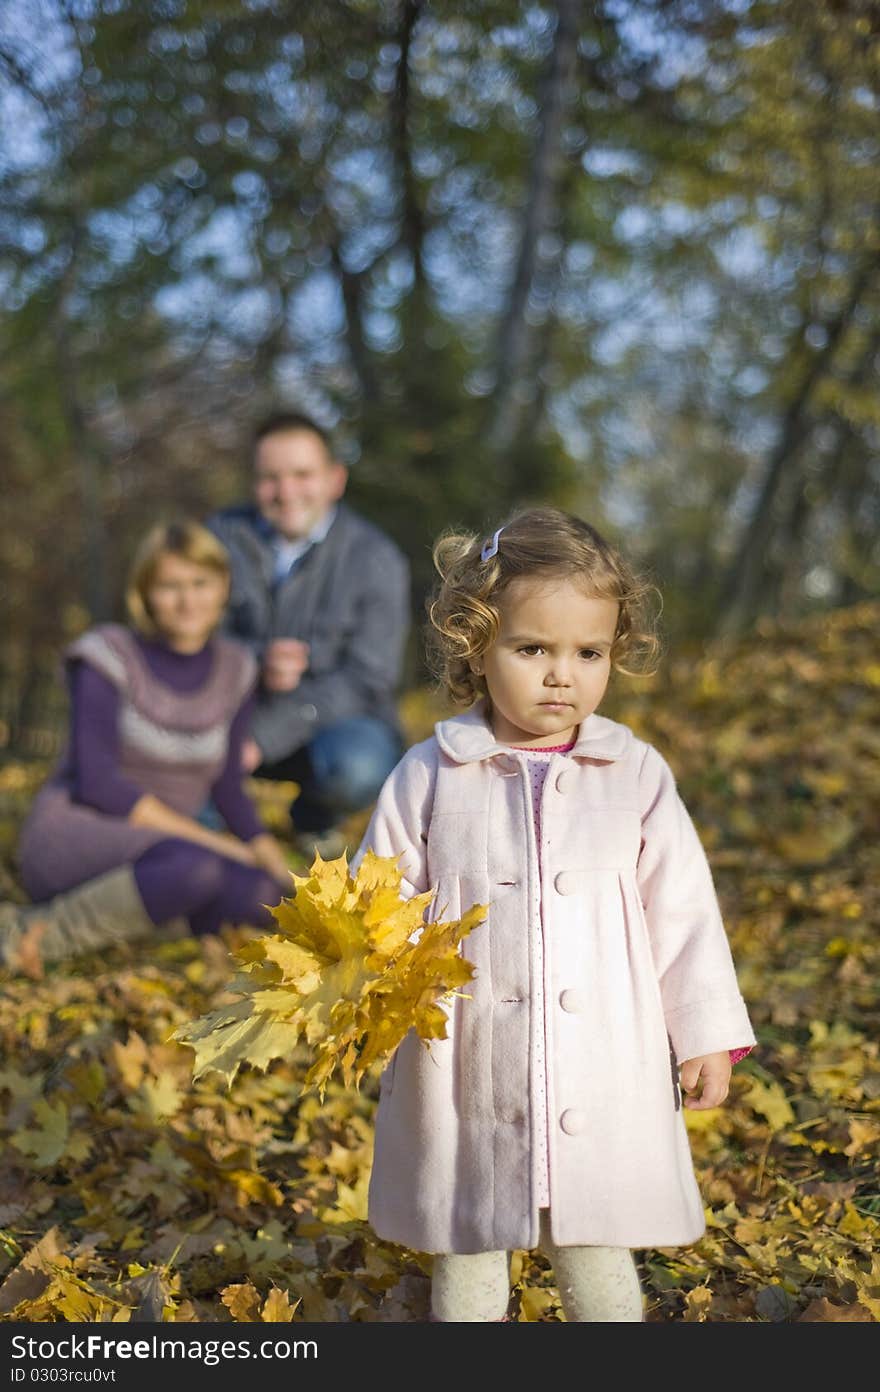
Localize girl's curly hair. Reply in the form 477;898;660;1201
427;506;661;707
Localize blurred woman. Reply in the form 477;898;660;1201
0;520;290;976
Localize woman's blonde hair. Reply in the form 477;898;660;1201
428;505;661;706
126;520;231;637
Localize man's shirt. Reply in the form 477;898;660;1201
256;506;339;586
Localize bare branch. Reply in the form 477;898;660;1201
0;43;54;114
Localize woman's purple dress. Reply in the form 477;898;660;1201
18;624;258;901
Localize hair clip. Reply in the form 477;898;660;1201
481;527;504;562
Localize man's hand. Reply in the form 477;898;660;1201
263;638;310;692
241;737;264;774
679;1051;732;1110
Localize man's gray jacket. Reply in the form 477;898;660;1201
207;502;410;765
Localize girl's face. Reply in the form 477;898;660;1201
473;577;619;747
145;552;229;653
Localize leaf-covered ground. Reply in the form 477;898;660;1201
0;601;878;1323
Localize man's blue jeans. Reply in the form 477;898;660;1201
255;716;404;833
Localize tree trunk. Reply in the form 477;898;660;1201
55;229;110;623
390;0;426;295
715;254;879;637
328;238;382;404
484;0;580;460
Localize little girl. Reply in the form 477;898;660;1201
351;506;755;1322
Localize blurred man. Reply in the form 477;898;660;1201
207;412;410;857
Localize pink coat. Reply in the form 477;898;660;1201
352;701;755;1255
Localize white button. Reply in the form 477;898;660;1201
554;871;576;895
560;1108;586;1136
555;768;578;793
559;989;586;1013
300;703;318;721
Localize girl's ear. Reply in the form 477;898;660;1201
470;657;483;676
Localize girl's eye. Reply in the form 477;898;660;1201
517;645;542;655
580;649;600;660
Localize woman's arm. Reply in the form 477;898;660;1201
128;794;258;867
69;662;143;814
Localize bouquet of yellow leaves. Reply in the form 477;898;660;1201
173;850;487;1098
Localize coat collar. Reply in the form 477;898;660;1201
435;699;631;764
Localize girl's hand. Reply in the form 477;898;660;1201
679;1051;732;1110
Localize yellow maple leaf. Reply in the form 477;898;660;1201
807;1057;864;1100
129;1073;184;1123
844;1118;880;1157
173;851;487;1098
225;1170;284;1207
683;1285;714;1321
261;1287;298;1322
741;1076;795;1131
838;1203;873;1239
111;1032;150;1091
319;1173;370;1226
519;1287;559;1321
221;1282;262;1322
11;1099;91;1169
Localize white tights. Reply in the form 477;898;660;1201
431;1211;643;1322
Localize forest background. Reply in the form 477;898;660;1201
2;0;879;747
0;0;878;1325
